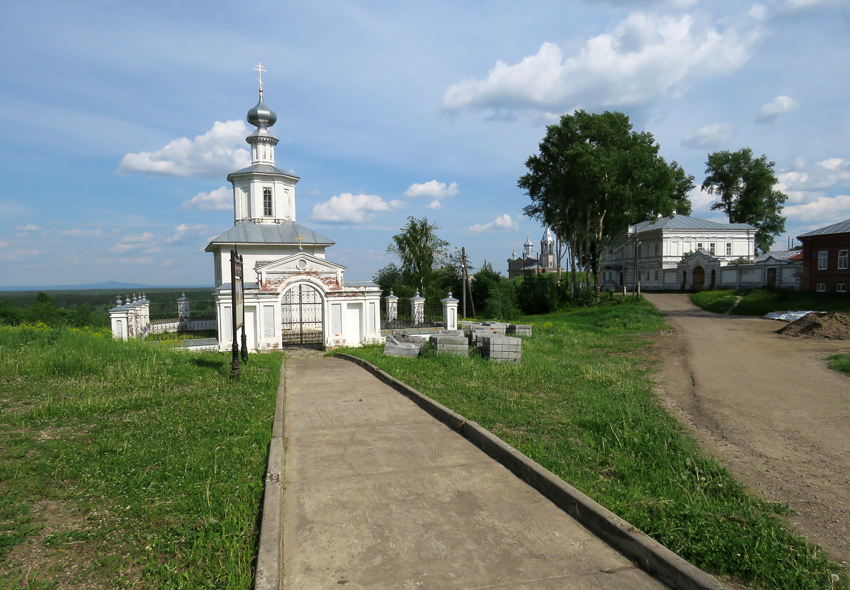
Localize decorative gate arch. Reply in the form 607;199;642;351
281;283;324;345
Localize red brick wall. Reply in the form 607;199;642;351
800;233;850;294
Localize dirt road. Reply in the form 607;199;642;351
644;293;850;565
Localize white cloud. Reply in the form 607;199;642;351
165;223;208;243
109;243;143;254
15;224;41;232
682;123;734;149
785;194;850;223
426;200;442;210
467;214;518;234
756;95;800;123
443;13;755;116
117;120;251;178
403;180;459;200
778;158;850;193
182;186;232;211
59;228;102;238
782;0;847;11
0;249;40;263
122;232;155;243
748;3;769;20
311;193;405;224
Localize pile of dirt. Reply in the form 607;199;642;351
776;310;850;340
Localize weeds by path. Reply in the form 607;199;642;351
0;324;281;589
342;298;846;590
827;354;850;376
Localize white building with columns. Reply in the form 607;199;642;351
205;76;382;351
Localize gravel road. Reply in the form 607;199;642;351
644;293;850;566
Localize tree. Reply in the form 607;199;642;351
701;148;787;253
386;216;449;295
519;110;693;301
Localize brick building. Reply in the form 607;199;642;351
798;218;850;294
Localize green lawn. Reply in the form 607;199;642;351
691;288;850;316
0;324;281;589
340;298;846;590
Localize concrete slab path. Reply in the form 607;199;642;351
281;356;668;589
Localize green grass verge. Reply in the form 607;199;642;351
0;323;281;589
690;290;738;314
732;289;850;316
341;298;846;590
827;354;850;377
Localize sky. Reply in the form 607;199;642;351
2;0;850;288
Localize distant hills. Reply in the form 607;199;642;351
0;281;212;292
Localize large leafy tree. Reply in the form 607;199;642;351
701;148;787;253
519;110;693;301
385;216;449;296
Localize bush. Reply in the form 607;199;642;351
518;273;559;315
483;279;520;320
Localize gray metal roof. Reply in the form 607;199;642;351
634;215;754;233
798;218;850;238
755;250;799;262
227;164;299;180
206;220;335;250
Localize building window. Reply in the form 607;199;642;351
654;244;659;257
696;242;703;251
839;249;849;270
838;283;846;293
818;251;828;270
637;244;642;258
709;242;716;255
726;242;731;256
654;270;659;281
816;283;826;292
263;188;273;216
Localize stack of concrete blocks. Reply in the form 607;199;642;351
481;334;522;363
468;325;500;351
383;334;425;358
480;321;508;335
429;332;469;357
507;324;533;337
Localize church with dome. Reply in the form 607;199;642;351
205;72;382;351
507;228;559;278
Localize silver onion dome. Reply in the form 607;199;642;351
247;90;277;129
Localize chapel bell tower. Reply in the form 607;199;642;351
227;63;298;224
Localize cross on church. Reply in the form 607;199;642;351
254;63;267;89
296;234;304;251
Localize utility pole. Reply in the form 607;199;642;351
461;246;467;319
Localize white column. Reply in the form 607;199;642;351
411;291;425;326
441;292;459;331
385;291;398;322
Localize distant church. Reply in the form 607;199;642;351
507;228;559;278
205;67;382;351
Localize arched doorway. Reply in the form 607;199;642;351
767;268;777;288
692;266;705;292
281;283;324;345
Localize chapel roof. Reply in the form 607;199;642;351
227;164;299;179
205;220;334;250
633;215;754;233
797;218;850;238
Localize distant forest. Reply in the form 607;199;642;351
0;288;216;328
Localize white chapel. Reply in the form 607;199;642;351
205;72;382;351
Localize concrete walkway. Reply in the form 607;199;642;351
281;356;668;589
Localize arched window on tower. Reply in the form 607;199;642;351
263;188;273;217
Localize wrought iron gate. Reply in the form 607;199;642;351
281;283;324;345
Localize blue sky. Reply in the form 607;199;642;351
2;0;849;288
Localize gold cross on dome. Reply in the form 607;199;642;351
254;63;267;89
296;234;304;246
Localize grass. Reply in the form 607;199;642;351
690;289;738;314
691;288;850;316
340;298;846;590
0;323;281;589
827;354;850;376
